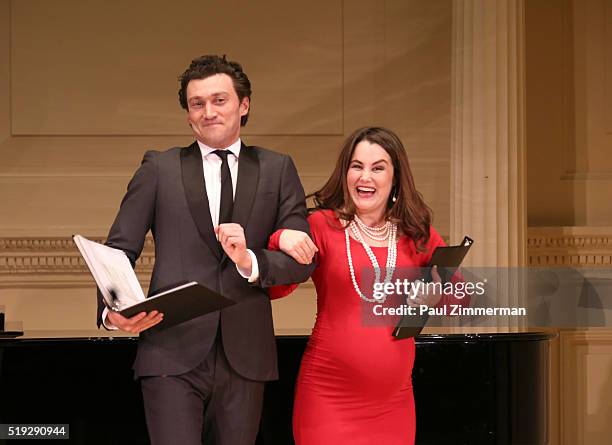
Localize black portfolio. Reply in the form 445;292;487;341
393;236;473;339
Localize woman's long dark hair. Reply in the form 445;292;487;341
309;127;432;249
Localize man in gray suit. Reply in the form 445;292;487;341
97;55;316;445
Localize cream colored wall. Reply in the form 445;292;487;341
527;0;612;227
0;0;453;332
569;0;612;226
526;0;575;226
526;1;612;444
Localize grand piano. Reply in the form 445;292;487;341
0;331;553;445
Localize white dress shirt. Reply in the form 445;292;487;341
197;138;259;282
103;138;259;329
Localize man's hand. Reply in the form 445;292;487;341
406;266;443;308
216;223;252;272
106;310;163;334
278;229;318;265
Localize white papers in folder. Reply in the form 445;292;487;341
73;235;145;310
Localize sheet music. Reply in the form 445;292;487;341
73;235;145;310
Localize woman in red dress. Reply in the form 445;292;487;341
269;127;452;445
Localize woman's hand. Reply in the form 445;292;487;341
406;266;443;308
279;229;318;265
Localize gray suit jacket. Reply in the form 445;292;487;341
97;142;314;380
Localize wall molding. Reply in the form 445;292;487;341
560;171;612;180
2;227;610;286
528;227;612;266
0;235;315;289
0;236;154;288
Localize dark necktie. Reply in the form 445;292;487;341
212;150;233;224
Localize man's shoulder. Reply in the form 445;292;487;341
149;144;193;156
140;143;196;161
243;144;290;163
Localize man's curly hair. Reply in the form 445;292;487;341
178;55;252;126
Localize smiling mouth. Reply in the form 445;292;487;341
356;186;376;198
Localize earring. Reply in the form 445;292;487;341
392;194;397;203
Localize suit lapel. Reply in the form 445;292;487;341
232;143;259;228
181;142;221;260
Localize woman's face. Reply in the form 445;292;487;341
346;140;394;219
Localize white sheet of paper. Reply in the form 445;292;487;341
73;235;145;310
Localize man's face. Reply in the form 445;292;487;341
186;74;249;148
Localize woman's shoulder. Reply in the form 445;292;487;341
398;224;445;261
426;225;446;247
308;209;339;226
307;209;345;244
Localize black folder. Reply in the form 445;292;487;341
112;282;235;332
73;234;236;333
393;236;473;339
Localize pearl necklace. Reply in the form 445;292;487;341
345;219;397;302
353;215;391;241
